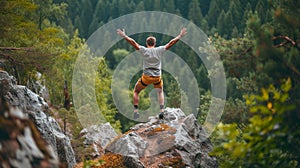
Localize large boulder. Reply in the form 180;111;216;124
79;122;119;158
0;71;76;168
106;108;218;168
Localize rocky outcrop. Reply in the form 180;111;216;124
80;123;118;158
0;97;60;168
106;108;218;168
0;71;76;168
26;72;50;104
74;108;218;168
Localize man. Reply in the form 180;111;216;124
117;28;187;119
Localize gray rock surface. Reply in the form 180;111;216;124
0;71;76;168
0;89;59;167
80;122;118;157
106;107;218;168
106;131;148;158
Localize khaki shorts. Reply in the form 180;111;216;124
137;74;163;89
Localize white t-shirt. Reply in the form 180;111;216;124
139;46;166;76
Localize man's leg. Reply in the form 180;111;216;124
133;80;144;119
156;88;164;112
153;77;164;119
156;87;165;119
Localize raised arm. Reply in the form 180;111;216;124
117;29;140;50
165;28;187;50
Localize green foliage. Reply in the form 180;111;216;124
58;107;83;137
110;48;129;69
211;34;255;79
83;158;105;168
33;0;68;30
188;0;203;27
221;97;248;124
197;91;211;124
246;1;300;107
211;79;299;168
46;30;82;105
0;0;69;85
72;48;121;130
206;0;220;27
79;153;126;168
0;0;37;46
60;0;272;39
166;80;181;108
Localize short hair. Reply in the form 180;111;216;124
146;36;156;46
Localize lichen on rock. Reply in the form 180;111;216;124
103;107;218;168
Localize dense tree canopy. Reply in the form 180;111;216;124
50;0;273;39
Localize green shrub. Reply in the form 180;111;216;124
211;78;299;168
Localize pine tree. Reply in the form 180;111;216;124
108;0;119;20
242;2;253;32
65;0;80;20
215;0;230;11
175;0;190;18
224;10;234;38
94;0;109;23
75;0;94;38
216;10;226;36
88;16;99;36
153;0;161;10
231;26;239;38
228;0;242;30
163;0;176;13
199;0;210;15
255;0;267;23
206;0;221;28
188;0;203;27
33;0;68;30
135;1;145;12
143;0;153;10
118;0;129;16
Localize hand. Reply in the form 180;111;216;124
117;29;126;37
179;28;187;37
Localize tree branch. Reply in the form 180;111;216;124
288;63;300;77
0;46;35;51
0;52;25;66
273;35;299;50
272;36;300;77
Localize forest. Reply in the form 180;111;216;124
0;0;299;167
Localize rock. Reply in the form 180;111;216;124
105;107;218;168
0;71;76;168
79;123;118;157
0;97;60;167
26;72;51;104
106;132;148;159
123;156;145;168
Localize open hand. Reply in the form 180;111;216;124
180;28;187;37
117;29;126;37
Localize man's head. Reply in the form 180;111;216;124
146;36;156;47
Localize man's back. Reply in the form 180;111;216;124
139;46;165;76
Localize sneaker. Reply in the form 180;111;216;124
134;112;140;119
158;112;164;119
